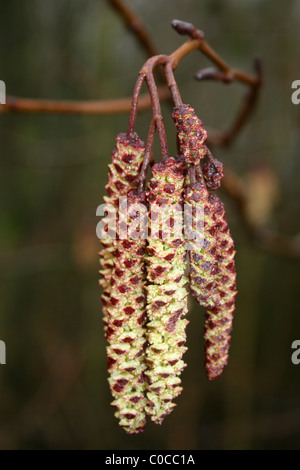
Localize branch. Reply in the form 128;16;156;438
124;25;260;153
171;19;259;86
138;118;156;190
146;72;169;161
0;87;170;115
1;5;296;258
106;9;262;148
171;20;262;148
1;14;260;142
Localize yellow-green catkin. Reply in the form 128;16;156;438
145;157;189;424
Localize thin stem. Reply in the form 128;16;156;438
2;16;262;154
199;40;258;86
1;23;260;120
188;165;196;184
138;118;156;191
146;72;169;161
170;20;259;87
140;54;169;74
205;147;216;163
169;39;202;69
195;163;205;186
126;54;170;137
164;62;182;107
195;67;234;83
127;72;146;136
170;37;259;86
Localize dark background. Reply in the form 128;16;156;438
0;0;299;450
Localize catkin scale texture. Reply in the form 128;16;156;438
99;133;145;335
144;157;189;424
204;194;237;380
172;102;237;380
184;182;221;309
98;133;148;433
99;93;238;432
172;104;207;165
106;191;148;434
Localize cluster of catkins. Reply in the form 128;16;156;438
99;104;237;434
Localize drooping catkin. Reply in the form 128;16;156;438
172;104;207;165
144;157;189;424
204;194;237;380
106;190;148;433
172;103;237;380
173;104;221;307
184;182;221;308
99;133;145;335
99;85;239;431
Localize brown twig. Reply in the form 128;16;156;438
127;54;173;161
195;163;205;186
138;118;156;191
2;1;297;259
128;21;260;157
116;9;262;149
127;72;147;135
1;17;260;148
171;20;258;87
164;61;183;107
0;88;170;115
188;165;196;184
146;72;169;161
170;20;262;148
195;67;235;83
114;11;262;148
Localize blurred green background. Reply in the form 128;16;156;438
0;0;299;450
